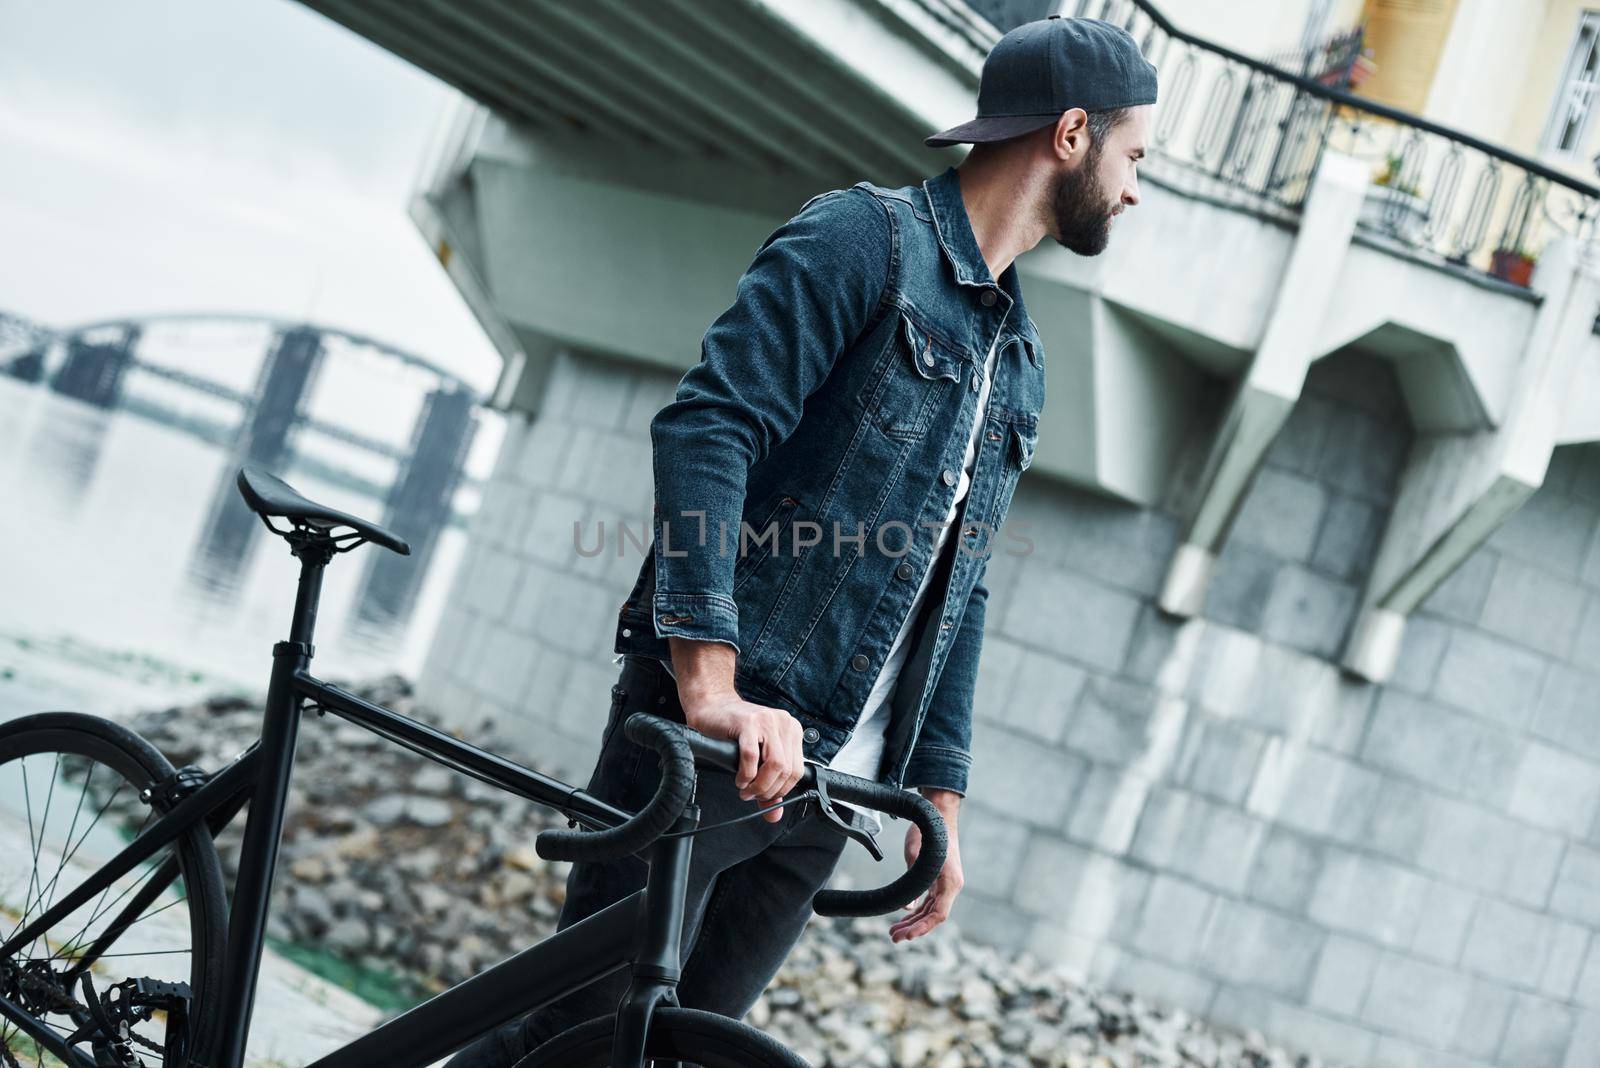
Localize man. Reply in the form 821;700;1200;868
449;15;1154;1065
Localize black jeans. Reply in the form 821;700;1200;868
445;653;850;1067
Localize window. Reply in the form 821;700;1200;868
1541;10;1600;157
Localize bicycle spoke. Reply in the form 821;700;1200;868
38;779;131;918
24;758;61;967
5;777;131;952
6;778;129;945
40;762;92;920
12;767;96;945
74;806;154;952
50;856;167;969
17;761;41;949
66;893;187;959
9;789;151;965
58;867;187;984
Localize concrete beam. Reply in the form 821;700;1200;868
471;159;791;378
407;117;531;415
1159;152;1371;617
1345;237;1600;680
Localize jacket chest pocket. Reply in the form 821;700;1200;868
861;311;964;442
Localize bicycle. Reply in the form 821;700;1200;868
0;463;948;1068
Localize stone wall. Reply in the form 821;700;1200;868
418;348;1600;1068
417;348;673;778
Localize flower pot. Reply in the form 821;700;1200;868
1490;249;1536;287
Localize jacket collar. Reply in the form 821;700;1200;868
924;165;993;290
922;166;1041;368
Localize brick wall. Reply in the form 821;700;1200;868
420;349;1600;1068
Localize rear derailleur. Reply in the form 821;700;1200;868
62;973;192;1067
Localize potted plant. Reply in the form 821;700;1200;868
1489;243;1538;286
1360;152;1429;242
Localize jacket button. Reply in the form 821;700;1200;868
621;628;632;637
803;726;820;744
850;653;870;671
969;373;980;393
942;469;957;487
980;290;998;307
895;561;914;580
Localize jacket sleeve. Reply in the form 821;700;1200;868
903;555;988;796
648;187;893;654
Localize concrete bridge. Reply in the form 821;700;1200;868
289;0;1600;1064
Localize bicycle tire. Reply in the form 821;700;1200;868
0;712;229;1066
511;1006;812;1068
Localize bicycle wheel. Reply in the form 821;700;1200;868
513;1006;811;1068
0;712;228;1067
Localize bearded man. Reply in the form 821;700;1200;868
449;14;1156;1065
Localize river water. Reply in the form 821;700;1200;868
0;375;473;723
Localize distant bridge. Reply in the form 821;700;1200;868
1;311;485;625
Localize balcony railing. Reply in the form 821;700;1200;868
1058;0;1600;288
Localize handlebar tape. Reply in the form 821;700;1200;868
534;713;695;862
810;771;948;917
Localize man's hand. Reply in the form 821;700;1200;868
889;787;963;942
682;692;806;823
669;637;804;823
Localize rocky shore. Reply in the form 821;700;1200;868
129;676;1327;1068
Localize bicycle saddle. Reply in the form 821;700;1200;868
235;464;411;556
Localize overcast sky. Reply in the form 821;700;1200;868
0;0;502;394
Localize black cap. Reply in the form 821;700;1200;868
926;15;1159;148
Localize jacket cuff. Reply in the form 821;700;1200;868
903;745;970;796
650;591;741;656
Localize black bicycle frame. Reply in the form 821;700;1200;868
1;542;699;1068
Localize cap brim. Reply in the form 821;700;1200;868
924;113;1060;148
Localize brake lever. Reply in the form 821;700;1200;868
811;765;884;862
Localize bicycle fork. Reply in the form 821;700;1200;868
612;802;699;1068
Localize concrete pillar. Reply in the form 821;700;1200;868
3;344;47;384
355;385;478;624
51;325;141;409
239;326;324;468
1159;152;1371;616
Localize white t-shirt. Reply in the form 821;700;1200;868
657;328;1004;836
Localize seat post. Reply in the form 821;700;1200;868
286;529;336;649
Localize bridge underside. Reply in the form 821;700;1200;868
290;4;1600;1067
298;0;986;184
297;0;1600;680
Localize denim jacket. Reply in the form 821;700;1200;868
613;165;1046;795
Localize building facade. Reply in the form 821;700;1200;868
298;0;1600;1063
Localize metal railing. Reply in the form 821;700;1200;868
1262;25;1366;90
1060;0;1600;287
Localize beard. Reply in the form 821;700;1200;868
1050;151;1117;256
